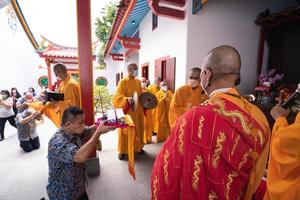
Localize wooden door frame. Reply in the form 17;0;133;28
154;55;170;80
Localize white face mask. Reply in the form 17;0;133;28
142;82;147;88
56;76;62;81
188;79;199;88
133;70;138;77
162;86;168;91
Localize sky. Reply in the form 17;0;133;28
18;0;118;47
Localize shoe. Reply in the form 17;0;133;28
0;138;4;141
118;153;125;160
139;149;145;155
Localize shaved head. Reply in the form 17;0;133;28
154;77;162;87
127;63;138;71
202;45;241;73
127;63;138;78
190;67;201;74
200;45;241;95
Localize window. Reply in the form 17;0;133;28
152;13;158;30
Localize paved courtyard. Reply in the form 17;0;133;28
0;117;162;200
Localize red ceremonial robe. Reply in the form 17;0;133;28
151;91;269;200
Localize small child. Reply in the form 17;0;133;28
16;104;42;152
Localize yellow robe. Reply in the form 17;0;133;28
113;77;144;154
218;88;271;195
147;84;160;133
169;85;208;127
264;113;300;200
147;84;160;95
28;101;60;127
142;88;153;144
154;90;173;142
43;75;81;127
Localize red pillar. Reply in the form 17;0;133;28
46;59;52;90
77;0;94;125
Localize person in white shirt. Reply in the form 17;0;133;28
0;90;17;141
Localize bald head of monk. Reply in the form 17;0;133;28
200;45;241;95
53;63;68;81
127;63;138;79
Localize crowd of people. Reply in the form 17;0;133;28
1;45;299;200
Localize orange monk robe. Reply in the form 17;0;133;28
113;77;144;154
28;101;60;127
151;88;270;200
264;112;300;200
148;84;160;133
148;84;160;95
56;75;81;115
169;85;208;128
42;75;81;127
142;88;153;144
154;90;173;143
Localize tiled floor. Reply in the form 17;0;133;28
0;117;162;200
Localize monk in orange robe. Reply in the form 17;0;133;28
169;67;208;127
148;77;162;134
151;45;270;200
264;105;300;200
37;63;81;127
141;77;153;144
154;81;173;142
113;63;144;160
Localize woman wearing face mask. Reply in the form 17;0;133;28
153;81;173;143
0;90;17;141
168;68;208;128
11;87;21;115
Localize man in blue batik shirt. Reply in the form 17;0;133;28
47;106;115;200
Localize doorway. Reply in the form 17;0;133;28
155;56;176;92
141;63;149;80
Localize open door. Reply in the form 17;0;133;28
166;57;176;92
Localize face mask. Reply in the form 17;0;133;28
235;76;241;86
56;76;62;81
142;83;147;88
200;71;210;94
1;94;8;100
188;79;199;88
162;86;168;91
133;70;138;77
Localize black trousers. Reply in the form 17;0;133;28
20;137;40;152
0;116;17;139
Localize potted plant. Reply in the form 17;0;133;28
255;69;284;105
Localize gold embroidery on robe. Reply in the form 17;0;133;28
178;119;186;155
197;116;205;139
212;99;264;145
212;132;226;169
225;171;238;200
208;191;218;200
163;150;170;185
238;148;252;170
192;155;203;190
153;176;158;200
231;135;240;156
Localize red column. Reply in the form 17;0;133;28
46;59;52;90
77;0;94;125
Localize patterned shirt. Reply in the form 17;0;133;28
47;127;93;200
16;109;38;141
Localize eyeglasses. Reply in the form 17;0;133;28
188;76;200;80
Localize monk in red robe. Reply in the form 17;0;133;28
151;45;270;200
